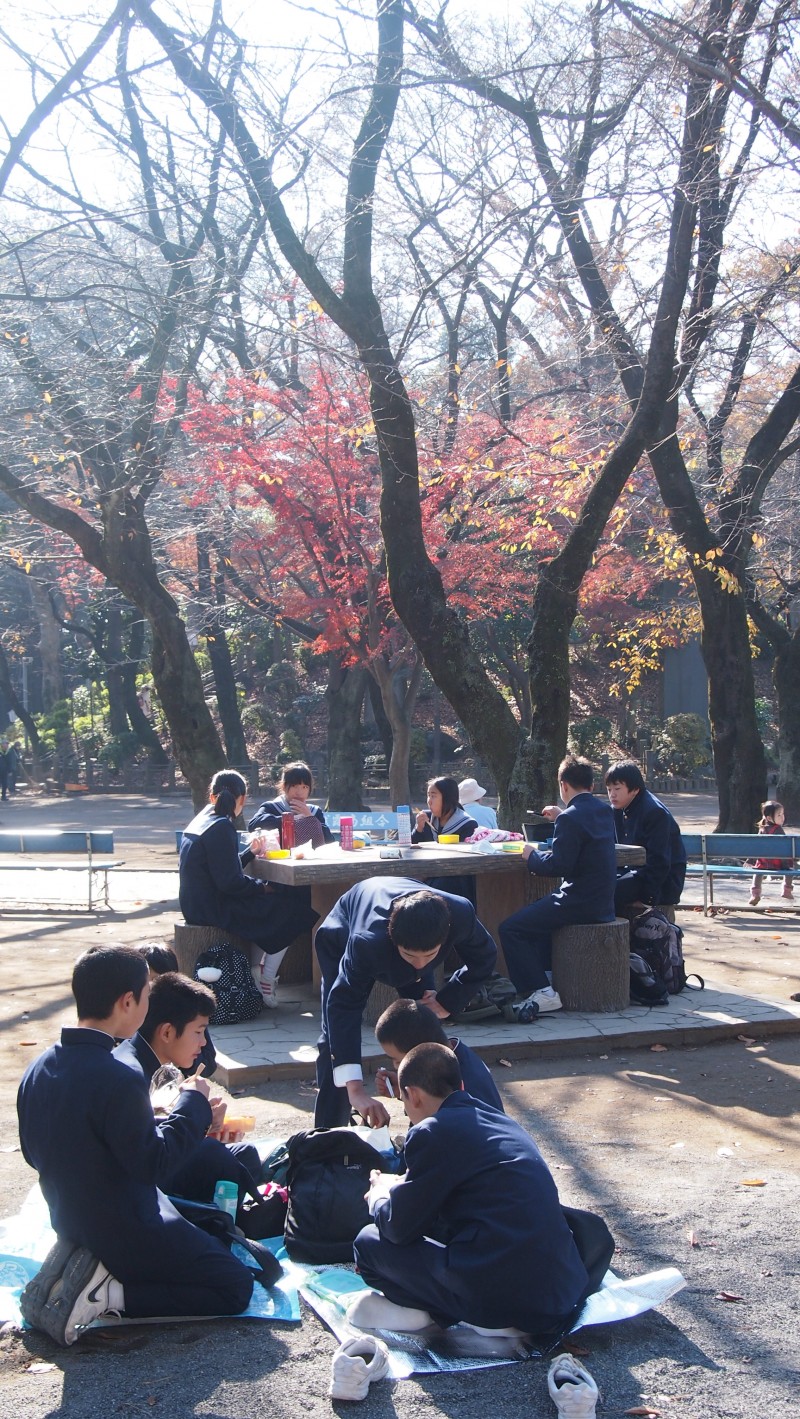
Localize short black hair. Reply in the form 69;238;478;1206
72;946;149;1021
388;890;451;954
605;760;645;792
279;761;313;792
375;998;448;1052
558;755;595;790
139;973;216;1042
427;776;460;818
398;1041;462;1099
137;942;179;974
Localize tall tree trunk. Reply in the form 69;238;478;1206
0;641;42;773
197;536;249;766
120;614;168;762
28;576;64;710
326;657;367;809
370;655;423;809
366;674;393;764
104;601;129;736
694;566;765;831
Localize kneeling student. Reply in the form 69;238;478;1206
374;998;504;1112
350;1042;588;1336
114;972;262;1206
17;946;253;1346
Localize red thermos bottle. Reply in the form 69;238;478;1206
281;812;295;851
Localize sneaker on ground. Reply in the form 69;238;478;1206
259;974;279;1009
346;1290;433;1333
21;1246;120;1346
748;896;761;906
547;1351;599;1419
329;1334;391;1400
516;987;562;1023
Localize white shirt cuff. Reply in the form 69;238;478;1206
333;1063;364;1088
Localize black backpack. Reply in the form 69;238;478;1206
283;1128;386;1264
194;943;263;1026
629;908;704;1002
452;973;518;1023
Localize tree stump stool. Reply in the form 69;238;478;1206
363;979;397;1029
173;922;312;985
551;918;630;1012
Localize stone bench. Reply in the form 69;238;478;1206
173;922;312;984
551;918;630;1012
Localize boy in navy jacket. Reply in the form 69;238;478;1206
17;946;252;1346
314;878;496;1129
349;1042;588;1335
499;757;616;1021
374;997;504;1112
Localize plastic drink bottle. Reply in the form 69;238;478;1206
213;1179;239;1219
280;812;295;851
397;806;412;846
340;815;354;850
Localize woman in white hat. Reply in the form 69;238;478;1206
457;778;498;830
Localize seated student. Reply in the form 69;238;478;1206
412;776;478;905
137;942;217;1077
349;1042;588;1336
248;760;333;848
17;946;253;1347
457;777;498;831
314;877;497;1130
605;760;687;912
499;756;616;1022
114;972;262;1207
180;769;317;1010
374;998;504;1112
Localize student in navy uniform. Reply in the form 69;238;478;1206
411;775;478;905
17;946;252;1346
136;942;217;1077
114;973;262;1207
499;756;616;1022
374;998;504;1112
604;761;687;911
248;760;333;845
180;769;316;1009
314;878;496;1130
349;1042;588;1336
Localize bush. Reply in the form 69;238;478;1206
568;716;613;761
652;713;711;776
98;732;141;771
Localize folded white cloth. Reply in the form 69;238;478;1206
329;1333;391;1401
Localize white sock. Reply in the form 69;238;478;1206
259;949;287;985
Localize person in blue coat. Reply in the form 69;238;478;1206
113;972;262;1209
314;877;497;1129
136;941;217;1077
349;1042;588;1336
179;770;316;1007
605;761;687;910
499;757;616;1022
17;946;253;1346
374;997;504;1112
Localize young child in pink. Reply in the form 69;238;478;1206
749;801;794;906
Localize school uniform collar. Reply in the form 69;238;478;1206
61;1026;115;1051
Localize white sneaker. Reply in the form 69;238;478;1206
329;1334;391;1400
346;1290;432;1332
252;962;279;1008
547;1351;599;1418
21;1246;122;1346
516;987;563;1023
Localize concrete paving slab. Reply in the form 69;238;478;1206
209;978;800;1087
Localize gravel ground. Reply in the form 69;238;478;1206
0;791;797;1417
